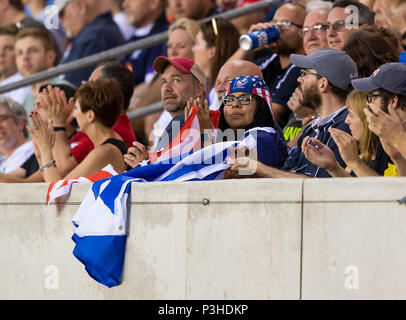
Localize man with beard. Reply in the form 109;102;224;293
228;48;357;178
124;56;206;166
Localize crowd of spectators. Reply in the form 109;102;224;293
0;0;405;184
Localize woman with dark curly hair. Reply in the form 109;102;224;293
343;25;401;78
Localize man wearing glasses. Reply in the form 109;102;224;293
284;4;331;147
229;48;358;178
352;62;406;170
326;0;374;50
232;3;306;130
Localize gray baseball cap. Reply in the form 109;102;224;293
290;48;358;91
351;62;406;96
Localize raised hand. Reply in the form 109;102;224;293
301;136;339;171
124;141;148;169
39;85;73;127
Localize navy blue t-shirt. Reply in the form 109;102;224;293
255;53;301;128
123;13;169;85
282;106;351;177
61;12;125;87
244;127;288;168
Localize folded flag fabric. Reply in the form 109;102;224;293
70;136;259;288
46;164;118;206
148;106;220;163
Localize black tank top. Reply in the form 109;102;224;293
102;138;128;156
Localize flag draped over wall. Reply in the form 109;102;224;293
70;140;242;287
45;107;260;288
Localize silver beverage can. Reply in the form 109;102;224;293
239;27;280;50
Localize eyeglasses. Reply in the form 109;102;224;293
223;94;253;106
271;20;303;31
325;20;347;32
0;114;11;122
299;24;329;37
299;69;321;78
366;93;381;103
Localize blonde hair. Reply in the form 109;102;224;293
346;90;378;163
168;18;200;43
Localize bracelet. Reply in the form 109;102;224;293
40;160;56;172
53;126;66;132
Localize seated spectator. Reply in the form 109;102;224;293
232;3;306;129
343;25;401;77
125;75;288;171
123;56;206;168
284;1;331;147
55;0;125;87
129;17;200;146
111;0;135;41
326;0;374;50
0;0;62;63
352;62;406;175
372;0;406;49
216;76;288;169
15;28;72;115
301;1;331;56
0;24;30;105
301;90;403;177
122;0;168;85
0;95;33;174
151;56;206;151
22;0;66;54
30;78;127;181
215;59;263;105
192;17;240;111
0;83;95;182
88;61;137;148
228;48;357;178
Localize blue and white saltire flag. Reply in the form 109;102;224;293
71;137;259;288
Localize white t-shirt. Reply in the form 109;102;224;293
0;73;31;106
151;110;173;150
113;12;136;41
0;141;34;173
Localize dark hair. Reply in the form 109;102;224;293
343;25;399;78
38;83;77;100
328;81;351;101
75;78;123;128
379;89;406;113
96;61;135;111
333;0;375;26
38;83;78;128
10;0;24;12
199;17;240;89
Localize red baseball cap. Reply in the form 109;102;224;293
153;56;206;85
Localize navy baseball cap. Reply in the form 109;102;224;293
351;62;406;96
290;48;358;91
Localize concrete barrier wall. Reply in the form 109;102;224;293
0;178;405;299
